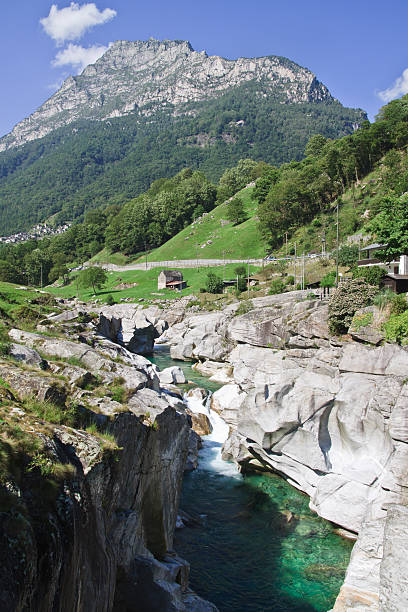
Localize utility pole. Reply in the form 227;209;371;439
322;230;326;257
285;232;288;257
336;200;339;287
247;260;250;299
40;263;43;289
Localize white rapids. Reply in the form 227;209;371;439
183;391;241;478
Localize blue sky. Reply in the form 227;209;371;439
1;0;408;138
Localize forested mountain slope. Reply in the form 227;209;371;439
0;39;365;234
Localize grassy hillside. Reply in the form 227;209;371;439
138;171;377;263
143;186;267;261
47;263;261;304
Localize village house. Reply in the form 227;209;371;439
357;243;408;293
157;270;187;290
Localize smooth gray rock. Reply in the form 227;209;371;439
339;343;408;377
8;328;152;391
193;360;234;383
379;504;408;612
97;304;164;355
390;384;408;442
332;514;384;611
158;366;186;385
211;384;245;426
8;343;45;368
348;306;385;345
227;306;290;348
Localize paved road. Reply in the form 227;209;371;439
100;258;265;271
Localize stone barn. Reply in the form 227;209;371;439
158;270;186;290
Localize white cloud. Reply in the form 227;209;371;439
40;2;116;45
52;43;109;73
378;68;408;102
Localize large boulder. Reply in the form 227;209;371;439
0;363;67;406
348;305;386;345
211;384;246;426
8;328;157;391
158;366;186;385
8;343;46;368
168;312;232;362
187;411;212;436
229;344;302;387
97;304;168;355
227;307;290;348
193;360;234;384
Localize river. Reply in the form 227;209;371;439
150;346;352;612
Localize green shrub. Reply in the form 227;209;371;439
337;244;359;267
234;265;247;277
236;276;247;293
205;272;224;294
373;288;395;310
106;294;115;306
390;293;408;315
0;342;10;356
286;275;295;285
13;305;41;324
269;278;286;295
350;311;373;331
373;290;408;314
328;278;377;335
110;385;126;404
63;356;84;368
234;300;253;317
27;452;54;477
23;398;81;427
352;265;386;287
320;271;336;288
384;311;408;344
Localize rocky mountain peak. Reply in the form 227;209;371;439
0;39;332;152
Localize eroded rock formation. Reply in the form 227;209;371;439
162;292;408;610
0;307;216;611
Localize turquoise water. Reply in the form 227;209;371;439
150;347;352;612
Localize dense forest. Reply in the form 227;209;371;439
255;96;408;248
0;94;407;288
0;80;364;234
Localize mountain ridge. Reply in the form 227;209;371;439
0;39;366;234
1;38;340;152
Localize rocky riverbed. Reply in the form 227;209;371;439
152;291;408;611
4;291;407;611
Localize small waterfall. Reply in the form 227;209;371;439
184;390;240;478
